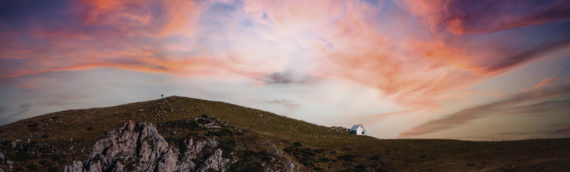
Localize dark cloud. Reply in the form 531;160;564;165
265;99;300;110
483;37;570;72
444;0;570;34
400;84;570;137
263;72;316;85
498;124;570;138
264;72;293;84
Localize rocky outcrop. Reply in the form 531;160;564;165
64;121;232;172
176;137;231;171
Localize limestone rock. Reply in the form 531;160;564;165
65;118;299;172
64;121;232;172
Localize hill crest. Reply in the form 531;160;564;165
0;96;569;171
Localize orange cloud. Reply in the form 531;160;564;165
239;0;479;107
3;53;268;82
534;77;556;89
447;17;464;35
80;0;203;38
2;0;569;112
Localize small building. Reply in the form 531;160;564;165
350;124;366;135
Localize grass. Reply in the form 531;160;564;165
0;96;569;171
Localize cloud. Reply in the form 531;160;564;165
1;53;269;80
235;0;570;109
0;0;214;79
535;77;557;89
399;84;570;137
37;94;91;106
241;0;473;107
79;0;203;38
399;0;570;35
386;0;570;79
302;0;570;109
1;0;570;139
498;124;570;138
0;0;323;83
0;103;31;125
265;99;300;110
358;109;421;124
264;72;293;84
262;72;317;85
481;38;570;73
551;125;570;136
2;0;568;102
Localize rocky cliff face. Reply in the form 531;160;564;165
64;117;298;172
64;121;232;172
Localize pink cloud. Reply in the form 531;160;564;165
398;0;570;35
2;0;569;113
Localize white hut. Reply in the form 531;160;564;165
350;124;366;135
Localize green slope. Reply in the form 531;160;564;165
0;96;569;171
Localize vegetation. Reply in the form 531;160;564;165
0;96;569;171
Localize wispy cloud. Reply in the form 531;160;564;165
399;83;570;137
1;0;570;139
264;99;300;110
399;0;570;35
551;125;570;136
0;103;31;125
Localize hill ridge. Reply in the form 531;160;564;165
0;96;569;171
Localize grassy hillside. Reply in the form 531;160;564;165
0;96;569;171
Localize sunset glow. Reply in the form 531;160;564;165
1;0;570;140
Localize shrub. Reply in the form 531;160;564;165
218;138;236;158
27;164;39;171
370;156;379;160
47;167;58;172
337;154;354;162
355;165;366;171
293;142;302;147
28;123;39;131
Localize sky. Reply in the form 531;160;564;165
1;0;570;140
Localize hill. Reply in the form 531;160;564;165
0;96;569;171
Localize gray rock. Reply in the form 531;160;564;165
200;149;230;172
6;160;13;170
64;161;84;172
65;121;232;172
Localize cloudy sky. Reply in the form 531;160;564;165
1;0;570;140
